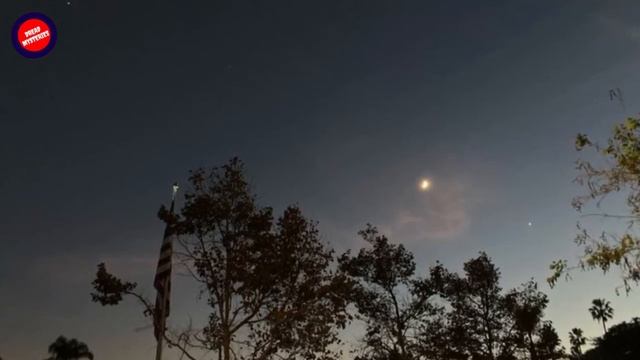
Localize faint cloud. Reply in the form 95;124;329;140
385;179;473;243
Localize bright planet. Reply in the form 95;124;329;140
419;178;431;191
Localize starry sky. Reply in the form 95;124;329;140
3;0;640;358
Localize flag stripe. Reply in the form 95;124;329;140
153;199;176;341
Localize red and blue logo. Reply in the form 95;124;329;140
12;12;57;59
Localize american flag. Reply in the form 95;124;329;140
153;184;178;341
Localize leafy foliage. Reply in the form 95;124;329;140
568;328;586;359
338;225;435;360
92;158;352;360
45;336;93;360
588;298;614;334
88;157;573;360
429;253;515;360
339;234;562;360
91;263;137;306
533;322;564;360
583;318;640;360
428;255;563;360
504;281;556;360
551;118;640;292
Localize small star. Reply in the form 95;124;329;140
67;1;72;5
527;222;533;227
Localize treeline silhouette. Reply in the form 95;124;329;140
45;336;93;360
5;335;96;360
5;111;640;360
582;318;640;360
86;158;639;360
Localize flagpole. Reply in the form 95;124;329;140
155;183;178;360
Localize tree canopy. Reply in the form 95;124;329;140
550;118;640;293
568;328;586;359
339;227;565;360
338;225;435;360
583;318;640;360
88;158;570;360
92;158;353;360
429;254;563;360
588;299;614;334
45;336;93;360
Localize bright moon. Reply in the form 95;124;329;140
419;179;431;191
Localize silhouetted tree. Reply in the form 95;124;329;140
503;280;550;360
429;256;563;360
45;336;93;360
568;328;586;359
92;158;353;360
533;322;564;360
588;299;613;334
583;318;640;360
415;312;466;360
338;225;435;360
429;253;516;360
549;118;640;292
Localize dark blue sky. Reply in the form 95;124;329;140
3;0;640;358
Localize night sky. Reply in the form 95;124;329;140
3;0;640;358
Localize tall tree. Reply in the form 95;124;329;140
568;328;586;359
338;225;435;360
92;158;352;360
429;253;516;360
430;256;563;360
45;336;93;360
588;298;614;334
533;322;564;360
583;318;640;360
549;118;640;292
503;280;549;360
415;312;466;360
